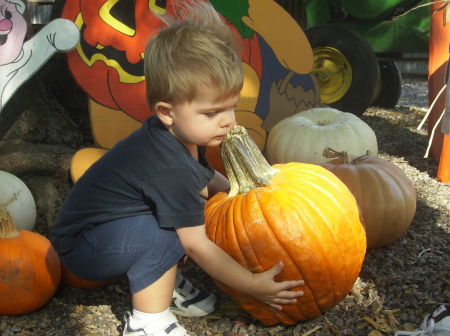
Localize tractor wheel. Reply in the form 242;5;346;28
372;60;402;108
305;24;380;115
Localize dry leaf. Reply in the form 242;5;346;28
364;316;391;333
368;331;384;336
402;323;418;332
301;325;321;336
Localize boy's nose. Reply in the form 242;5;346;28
220;110;236;129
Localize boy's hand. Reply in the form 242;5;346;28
177;226;304;311
250;261;304;311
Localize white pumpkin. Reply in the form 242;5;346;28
266;107;378;164
0;170;36;231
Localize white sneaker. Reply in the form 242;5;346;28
122;311;189;336
395;304;450;336
170;270;217;317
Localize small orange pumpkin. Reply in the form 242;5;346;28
204;126;366;326
61;266;116;289
321;148;417;249
0;208;61;315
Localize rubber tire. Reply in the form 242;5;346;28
306;24;380;116
372;60;402;108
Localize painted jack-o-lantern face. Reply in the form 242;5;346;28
64;0;319;180
63;0;318;151
62;0;174;122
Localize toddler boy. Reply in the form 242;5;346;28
50;1;304;335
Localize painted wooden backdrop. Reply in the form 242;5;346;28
61;0;319;179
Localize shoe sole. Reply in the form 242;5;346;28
169;305;215;318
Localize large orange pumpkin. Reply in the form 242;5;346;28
0;209;61;315
204;126;366;326
321;148;417;249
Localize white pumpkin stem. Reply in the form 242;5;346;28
221;126;278;197
0;206;19;239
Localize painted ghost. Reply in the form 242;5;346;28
0;0;80;111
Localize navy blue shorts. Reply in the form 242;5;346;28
58;215;185;294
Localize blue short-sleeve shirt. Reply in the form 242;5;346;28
50;115;215;251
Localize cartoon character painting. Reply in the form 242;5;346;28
0;0;80;112
61;0;320;179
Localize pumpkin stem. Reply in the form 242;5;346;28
323;147;352;164
354;151;371;162
221;126;278;197
323;148;371;164
0;206;19;239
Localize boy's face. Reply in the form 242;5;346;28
159;87;239;153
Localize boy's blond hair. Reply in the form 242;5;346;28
144;0;243;109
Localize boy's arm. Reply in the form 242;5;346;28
176;224;304;310
200;170;230;200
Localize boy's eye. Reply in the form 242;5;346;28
205;111;219;117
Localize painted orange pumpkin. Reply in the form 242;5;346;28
0;210;61;315
61;0;174;121
321;149;417;249
204;126;366;325
61;0;318;129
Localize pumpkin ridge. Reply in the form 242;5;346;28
239;192;266;273
339;120;360;153
280;167;365;306
378;164;416;238
221;195;239;262
26;231;60;311
24;237;39;306
205;195;225;241
215;194;254;271
219;195;232;260
257;197;298;323
370;165;401;242
1;237;32;310
395;174;416;224
216;196;233;245
281;166;349;214
270;168;346;313
279;183;346;311
272;191;329;318
18;232;41;311
234;194;257;270
283;164;348;198
255;189;308;321
356;167;386;243
336;198;366;300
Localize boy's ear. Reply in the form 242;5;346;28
155;102;174;126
